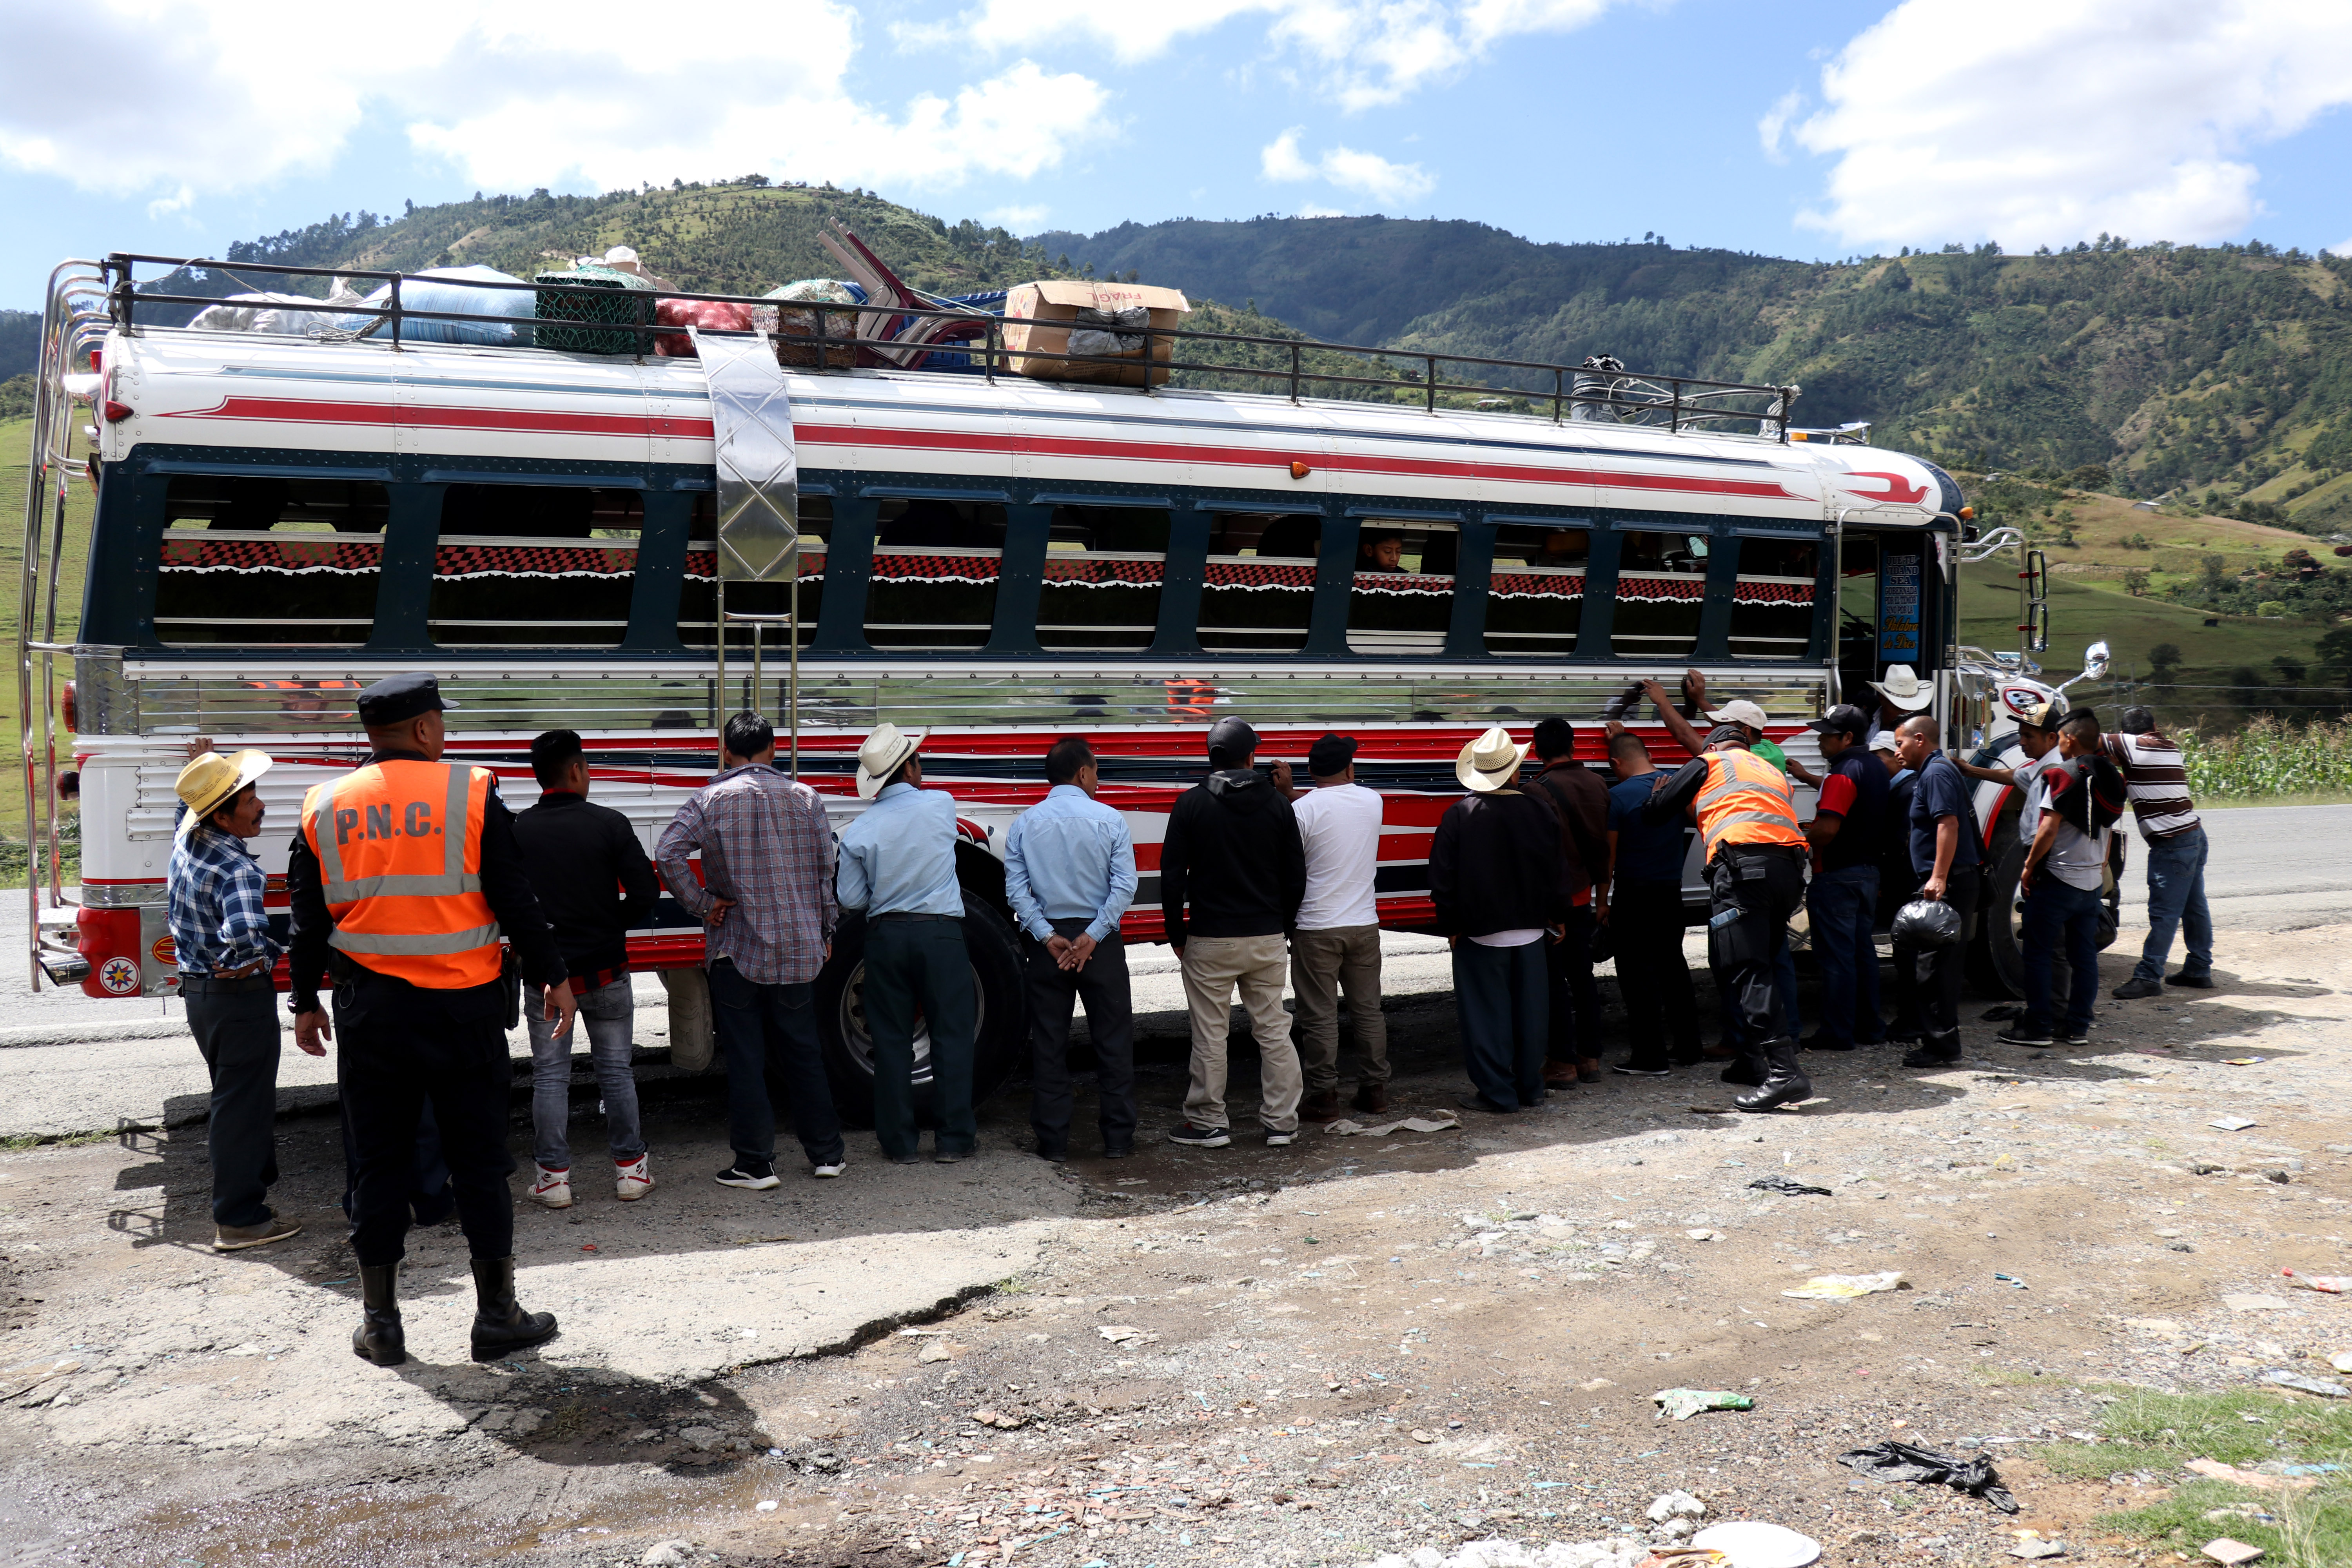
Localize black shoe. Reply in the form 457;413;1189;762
1902;1036;1962;1067
1733;1040;1813;1112
2166;972;2215;989
1455;1093;1516;1115
351;1263;406;1367
715;1162;780;1190
2059;1031;2090;1047
1102;1144;1134;1159
1799;1034;1857;1053
934;1150;972;1165
889;1154;922;1165
1033;1146;1067;1164
2112;976;2164;1000
1666;1049;1706;1067
1994;1026;2054;1047
1612;1062;1670;1077
1168;1122;1232;1148
1717;1060;1765;1088
469;1257;559;1363
1885;1028;1922;1044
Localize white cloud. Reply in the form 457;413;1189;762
1261;129;1434;205
1790;0;2352;249
1756;89;1801;166
2332;237;2352;258
0;0;1113;201
936;0;1625;111
985;203;1052;229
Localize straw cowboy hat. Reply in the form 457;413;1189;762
1455;726;1528;793
1868;664;1934;712
855;722;926;800
174;748;272;837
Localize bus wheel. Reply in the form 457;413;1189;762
815;902;1027;1131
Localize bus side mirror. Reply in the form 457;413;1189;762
2082;640;2110;681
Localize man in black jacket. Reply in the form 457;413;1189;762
1160;718;1307;1149
1432;726;1569;1114
1523;717;1610;1085
513;730;662;1209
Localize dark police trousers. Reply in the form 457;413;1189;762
336;967;516;1267
1706;844;1808;1080
1913;864;1982;1056
863;915;979;1161
1025;922;1137;1157
183;977;283;1229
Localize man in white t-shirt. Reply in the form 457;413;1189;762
1998;708;2116;1048
1288;733;1390;1120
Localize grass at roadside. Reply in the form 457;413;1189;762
2033;1387;2352;1568
0;411;93;863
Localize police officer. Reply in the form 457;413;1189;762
1640;723;1812;1111
287;674;574;1367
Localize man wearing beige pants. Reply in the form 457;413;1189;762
1288;733;1390;1121
1159;719;1307;1149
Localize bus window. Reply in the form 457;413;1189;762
154;474;388;646
1610;529;1708;657
430;484;641;648
682;495;833;650
1347;520;1458;654
1838;531;1881;694
1201;513;1319;654
1038;506;1172;653
1727;536;1818;661
1484;523;1585;655
865;497;1007;651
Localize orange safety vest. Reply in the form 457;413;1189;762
1694;747;1806;862
302;759;503;989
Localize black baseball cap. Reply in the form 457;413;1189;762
1806;703;1872;739
1307;733;1358;776
356;673;459;728
1205;716;1259;762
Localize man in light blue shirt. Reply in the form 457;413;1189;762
838;723;976;1164
1005;738;1139;1162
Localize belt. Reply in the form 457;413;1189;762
874;911;959;923
180;973;275;995
1718;842;1804;859
567;962;629;996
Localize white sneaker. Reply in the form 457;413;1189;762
529;1165;573;1209
812;1161;847;1179
1265;1129;1297;1147
615;1155;654;1201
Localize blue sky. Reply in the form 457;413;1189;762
4;0;2348;310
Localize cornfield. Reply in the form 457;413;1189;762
2179;717;2352;800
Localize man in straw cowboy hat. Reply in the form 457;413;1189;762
837;722;978;1164
1641;721;1813;1111
1430;726;1570;1114
169;743;302;1252
1865;664;1935;742
1158;717;1307;1149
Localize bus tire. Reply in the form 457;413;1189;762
814;901;1027;1132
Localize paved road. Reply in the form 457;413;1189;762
2118;802;2352;932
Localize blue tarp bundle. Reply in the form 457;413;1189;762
339;265;536;345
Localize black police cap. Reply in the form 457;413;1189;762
356;673;460;728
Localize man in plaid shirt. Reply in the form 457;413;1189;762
655;711;844;1189
168;744;306;1252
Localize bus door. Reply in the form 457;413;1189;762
1837;527;1937;718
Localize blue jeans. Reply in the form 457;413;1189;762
2021;877;2102;1037
2134;826;2212;982
526;977;646;1169
1453;937;1549;1108
708;959;846;1171
1807;864;1881;1046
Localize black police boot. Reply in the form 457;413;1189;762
352;1263;407;1367
469;1256;559;1362
1733;1040;1813;1112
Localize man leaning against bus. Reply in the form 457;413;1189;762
1159;718;1307;1149
654;711;845;1187
168;743;299;1252
289;673;571;1368
837;723;978;1165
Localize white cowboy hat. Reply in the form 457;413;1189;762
1704;699;1769;730
174;748;272;837
855;722;925;800
1867;664;1934;711
1455;726;1528;793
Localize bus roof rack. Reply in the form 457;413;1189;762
98;251;1806;441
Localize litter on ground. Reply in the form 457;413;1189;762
1838;1439;2021;1513
1651;1389;1754;1421
1781;1271;1906;1299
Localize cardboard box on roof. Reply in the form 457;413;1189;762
1002;279;1190;387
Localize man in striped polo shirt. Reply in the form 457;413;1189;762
2105;707;2212;999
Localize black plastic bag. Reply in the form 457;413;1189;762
1748;1175;1831;1197
1892;897;1964;949
1838;1440;2019;1513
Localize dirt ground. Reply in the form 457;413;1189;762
4;920;2351;1568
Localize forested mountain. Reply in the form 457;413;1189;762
16;183;2350;532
